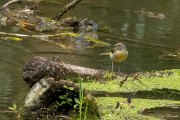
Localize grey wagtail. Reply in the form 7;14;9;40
100;42;128;72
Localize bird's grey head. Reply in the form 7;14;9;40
114;42;127;51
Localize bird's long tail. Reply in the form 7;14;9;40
99;52;110;55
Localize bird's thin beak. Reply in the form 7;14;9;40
113;44;116;46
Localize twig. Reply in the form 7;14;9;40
119;75;128;87
1;0;21;9
0;31;29;37
53;0;82;21
1;0;42;10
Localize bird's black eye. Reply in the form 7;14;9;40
119;45;123;49
120;45;126;50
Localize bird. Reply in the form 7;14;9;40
100;42;128;72
110;42;128;72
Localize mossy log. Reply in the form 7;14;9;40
19;77;100;120
0;1;111;48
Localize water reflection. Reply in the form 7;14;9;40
0;40;28;119
134;12;145;40
121;23;129;37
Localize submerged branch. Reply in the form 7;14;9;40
122;37;178;50
0;32;110;49
0;31;29;37
99;33;178;50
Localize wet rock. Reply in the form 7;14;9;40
60;17;98;32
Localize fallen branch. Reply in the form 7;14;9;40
23;56;106;87
53;0;82;20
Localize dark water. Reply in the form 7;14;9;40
142;105;180;120
0;0;180;119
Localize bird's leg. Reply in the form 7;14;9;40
111;61;114;73
118;63;121;73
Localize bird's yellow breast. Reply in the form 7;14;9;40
110;51;128;63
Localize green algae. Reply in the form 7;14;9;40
83;69;180;120
84;69;180;93
96;97;180;120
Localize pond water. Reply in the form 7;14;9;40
142;105;180;120
0;0;180;119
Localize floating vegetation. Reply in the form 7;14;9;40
159;49;180;61
1;36;23;41
133;9;166;20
